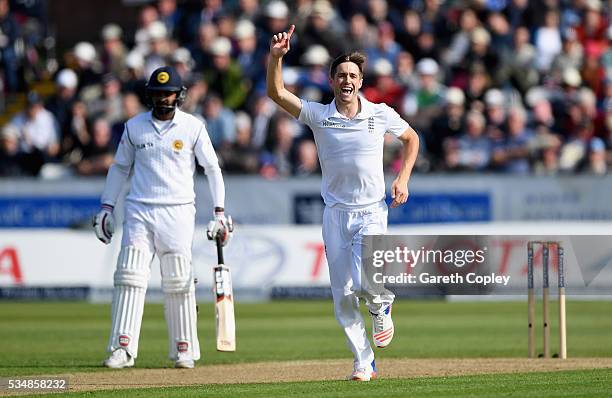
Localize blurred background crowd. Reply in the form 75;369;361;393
1;0;611;178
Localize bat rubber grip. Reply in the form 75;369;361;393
216;236;224;264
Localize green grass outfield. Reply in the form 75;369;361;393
1;300;611;397
12;369;612;398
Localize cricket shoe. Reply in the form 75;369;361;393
103;349;134;369
175;352;195;369
371;305;394;348
348;360;378;381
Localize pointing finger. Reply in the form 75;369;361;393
287;24;295;38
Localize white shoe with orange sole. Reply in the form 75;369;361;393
348;360;378;381
371;305;394;348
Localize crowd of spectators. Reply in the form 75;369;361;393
1;0;612;178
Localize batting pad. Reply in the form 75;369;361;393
108;246;151;358
161;253;201;360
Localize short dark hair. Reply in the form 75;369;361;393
329;51;367;78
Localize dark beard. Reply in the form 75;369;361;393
153;104;175;119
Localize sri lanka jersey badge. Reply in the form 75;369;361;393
173;139;184;151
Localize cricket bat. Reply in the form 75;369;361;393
213;236;236;351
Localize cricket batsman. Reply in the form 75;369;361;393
267;26;419;381
93;66;232;369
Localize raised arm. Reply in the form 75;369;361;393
266;24;302;119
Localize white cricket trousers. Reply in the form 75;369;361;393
121;200;195;259
322;200;395;372
107;200;200;361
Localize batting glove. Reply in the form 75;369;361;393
93;204;115;244
207;210;233;246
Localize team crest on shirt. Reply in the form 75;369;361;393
172;139;184;151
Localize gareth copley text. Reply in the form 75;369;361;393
373;272;511;286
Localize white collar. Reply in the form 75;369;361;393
147;108;182;126
328;95;375;120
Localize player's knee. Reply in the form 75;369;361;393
331;286;355;299
114;246;150;288
160;253;193;294
331;288;359;318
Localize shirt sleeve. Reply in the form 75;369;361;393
383;104;411;138
298;99;314;127
100;125;134;206
113;125;136;167
194;123;225;208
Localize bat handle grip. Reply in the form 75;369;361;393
216;236;224;264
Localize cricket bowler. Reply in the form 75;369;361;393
266;26;419;381
93;66;233;369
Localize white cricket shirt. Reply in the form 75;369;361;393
299;96;410;208
101;109;223;206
